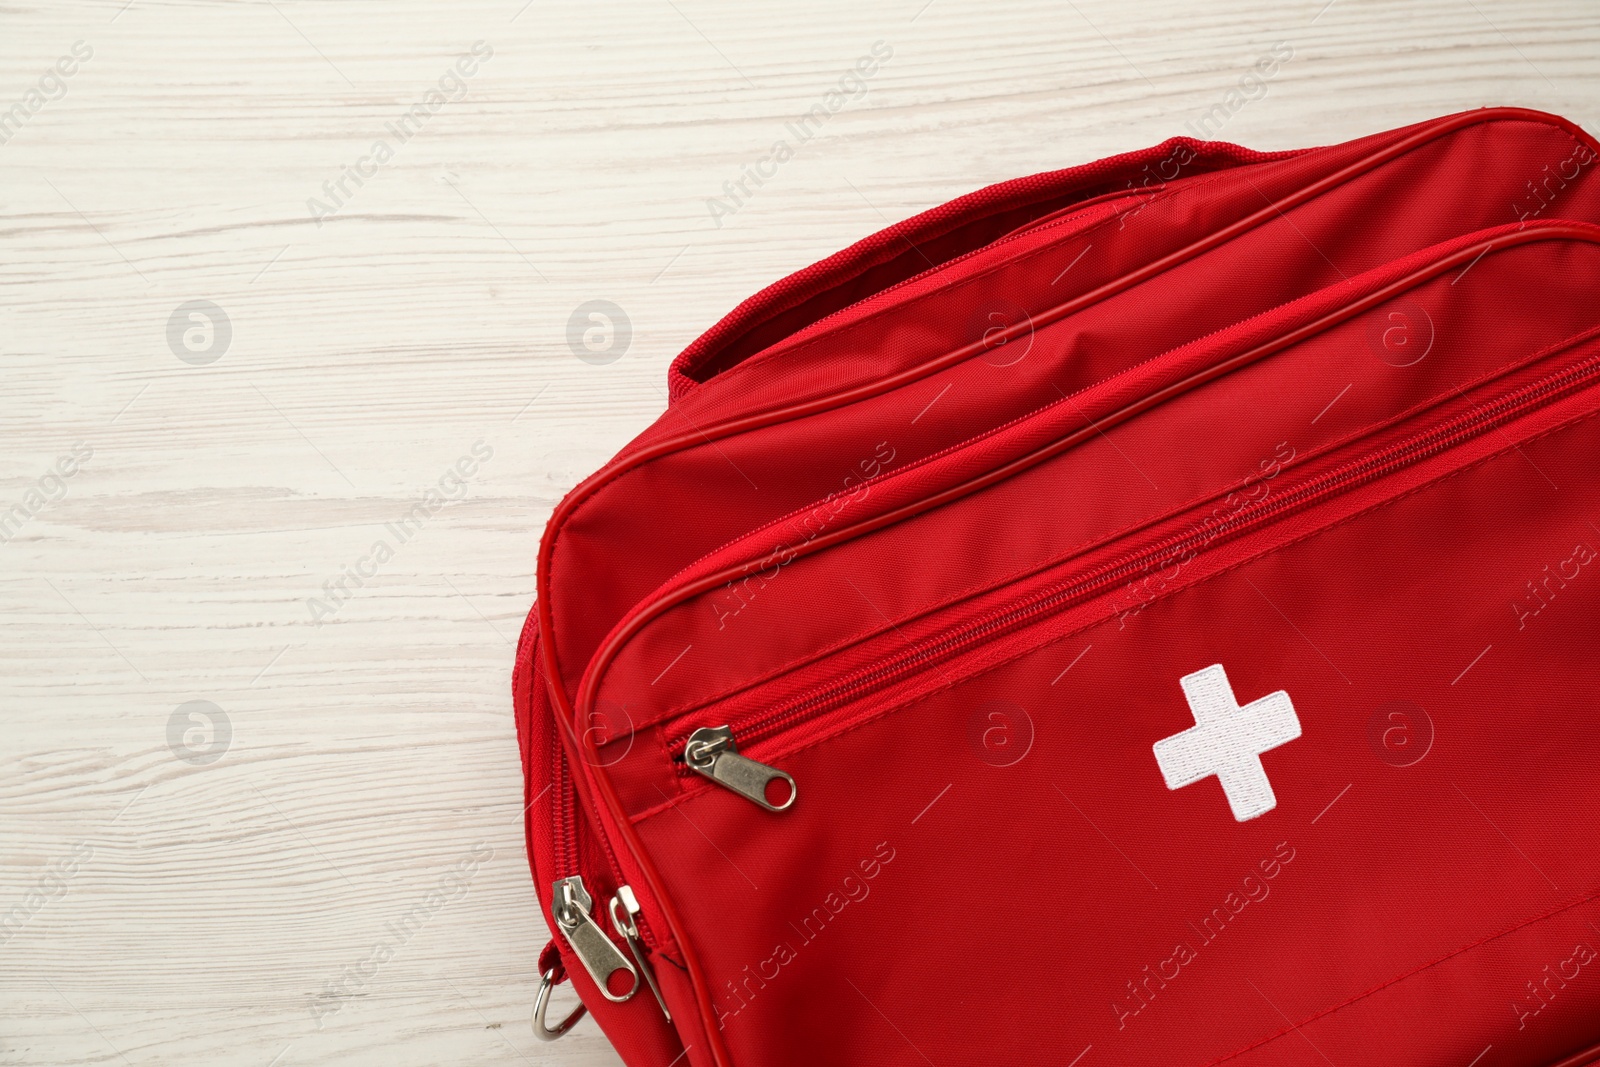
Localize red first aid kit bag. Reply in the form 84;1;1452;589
514;107;1600;1067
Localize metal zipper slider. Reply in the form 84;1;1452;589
552;876;638;1003
609;885;671;1022
684;726;797;812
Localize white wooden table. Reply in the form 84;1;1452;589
2;1;1595;1063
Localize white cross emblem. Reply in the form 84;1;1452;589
1152;664;1301;822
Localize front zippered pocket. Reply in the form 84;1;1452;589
661;328;1600;798
581;222;1600;770
551;122;1600;759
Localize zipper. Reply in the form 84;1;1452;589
551;874;638;1002
550;732;580;885
609;885;672;1021
683;726;797;810
548;712;668;1015
548;715;630;987
667;341;1600;769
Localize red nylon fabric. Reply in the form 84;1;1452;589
516;108;1600;1067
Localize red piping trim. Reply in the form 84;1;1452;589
1550;1039;1600;1067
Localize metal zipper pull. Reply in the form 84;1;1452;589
552;876;638;1003
684;726;797;812
609;885;672;1022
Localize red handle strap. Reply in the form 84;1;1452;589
667;136;1297;398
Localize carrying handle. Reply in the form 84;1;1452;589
667;137;1298;399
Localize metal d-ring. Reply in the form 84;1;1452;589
533;968;588;1041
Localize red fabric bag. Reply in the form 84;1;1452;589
515;107;1600;1067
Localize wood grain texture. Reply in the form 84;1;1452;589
0;0;1595;1062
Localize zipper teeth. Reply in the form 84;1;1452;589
553;737;578;877
671;348;1600;757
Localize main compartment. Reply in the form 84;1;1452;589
542;110;1600;697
